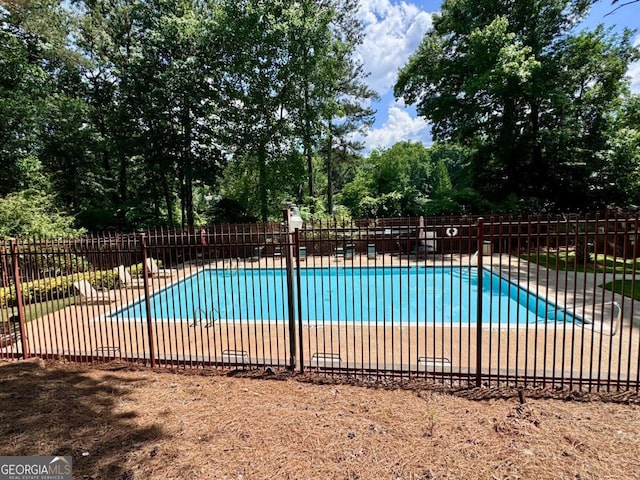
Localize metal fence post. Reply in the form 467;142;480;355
10;240;29;359
294;228;304;373
140;234;156;368
283;209;297;371
476;218;484;387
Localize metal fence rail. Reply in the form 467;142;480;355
0;213;638;392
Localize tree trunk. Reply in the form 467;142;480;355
161;165;174;226
182;95;195;228
326;124;334;215
118;152;128;227
304;79;314;199
502;97;518;195
258;144;269;222
530;99;545;192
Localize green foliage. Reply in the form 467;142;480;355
431;159;453;196
127;262;152;279
603;280;640;301
18;251;90;277
395;0;640;211
0;190;84;238
592;94;640;207
0;260;153;309
338;141;483;217
208;198;258;224
219;149;305;222
523;251;638;275
299;197;328;220
359;191;405;218
0;269;119;309
3;0;639;226
339;141;431;217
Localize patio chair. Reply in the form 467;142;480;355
145;258;178;277
116;265;145;288
73;280;115;304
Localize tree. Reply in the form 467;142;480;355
288;0;335;200
320;0;377;214
216;0;309;221
77;0;228;229
395;0;639;211
609;0;640;13
0;191;83;238
592;94;640;206
76;0;146;229
0;0;81;197
339;141;432;217
216;0;375;220
0;1;90;233
0;22;47;196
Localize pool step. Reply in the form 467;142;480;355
94;346;121;357
310;352;341;368
418;356;452;372
222;349;250;364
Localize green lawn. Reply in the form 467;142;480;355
0;296;77;324
522;251;639;274
602;280;640;301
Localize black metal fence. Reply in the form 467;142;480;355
1;213;638;392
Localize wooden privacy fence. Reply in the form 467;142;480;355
0;213;639;392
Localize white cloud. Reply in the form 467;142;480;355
361;104;431;151
628;34;640;94
357;0;433;96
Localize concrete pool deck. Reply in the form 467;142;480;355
7;253;640;387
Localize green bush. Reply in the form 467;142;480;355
0;190;85;238
19;250;90;277
0;269;120;308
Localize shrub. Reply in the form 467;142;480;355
0;268;120;308
0;260;162;309
19;250;90;277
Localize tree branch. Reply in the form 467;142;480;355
605;0;640;17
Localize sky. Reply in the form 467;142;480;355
356;0;640;153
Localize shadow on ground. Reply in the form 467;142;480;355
0;360;163;479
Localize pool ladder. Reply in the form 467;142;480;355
584;301;622;337
192;307;218;328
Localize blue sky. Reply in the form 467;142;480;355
356;0;640;152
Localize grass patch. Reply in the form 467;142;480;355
603;280;640;301
523;251;639;274
522;251;587;272
0;296;77;323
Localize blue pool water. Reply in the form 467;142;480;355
111;267;577;325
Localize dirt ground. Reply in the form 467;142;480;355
0;360;639;480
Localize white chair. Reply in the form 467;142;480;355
73;280;115;304
116;265;145;288
145;258;178;277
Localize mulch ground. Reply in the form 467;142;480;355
0;359;639;479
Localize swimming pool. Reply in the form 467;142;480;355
110;266;577;326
